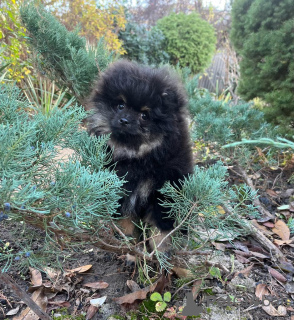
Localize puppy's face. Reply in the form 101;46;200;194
108;96;152;142
88;60;187;149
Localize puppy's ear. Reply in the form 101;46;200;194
161;87;187;112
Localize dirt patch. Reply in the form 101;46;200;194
1;167;294;319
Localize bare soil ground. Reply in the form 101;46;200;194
1;165;294;320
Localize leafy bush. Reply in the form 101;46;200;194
0;0;32;81
0;82;123;271
119;22;169;66
184;72;275;146
230;0;294;136
20;3;113;104
156;13;216;73
50;0;126;54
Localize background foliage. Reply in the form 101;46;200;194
157;12;216;73
230;0;294;135
48;0;126;54
20;4;113;103
0;0;32;82
119;21;169;66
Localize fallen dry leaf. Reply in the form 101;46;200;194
268;267;287;283
262;303;287;317
67;264;92;273
114;279;159;305
191;280;202;300
29;268;42;286
266;189;278;198
47;301;70;308
6;306;20;316
90;296;107;307
263;222;275;228
252;219;274;236
172;267;194;279
236;264;254;278
14;287;48;320
249;251;269;259
43;267;61;281
235;254;250;264
83;281;109;289
273;239;293;246
272;220;290;240
233;242;250;253
127;280;141;292
255;283;270;300
86;305;99;320
212;241;226;251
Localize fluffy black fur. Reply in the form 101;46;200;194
88;60;193;231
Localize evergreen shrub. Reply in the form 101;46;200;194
230;0;294;136
157;13;216;73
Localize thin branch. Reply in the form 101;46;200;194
235;165;274;218
0;273;51;320
149;203;198;258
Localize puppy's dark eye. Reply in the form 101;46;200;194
141;112;149;121
117;104;125;110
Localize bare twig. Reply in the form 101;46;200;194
222;203;284;262
235;165;274;218
0;273;51;320
149;203;198;258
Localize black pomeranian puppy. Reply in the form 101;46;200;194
88;60;193;234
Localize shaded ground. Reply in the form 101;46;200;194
1;165;294;320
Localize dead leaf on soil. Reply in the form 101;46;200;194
278;261;294;273
126;280;141;292
6;305;20;316
263;222;275;228
262;303;287;317
272;220;290;241
43;267;61;281
90;296;107;307
83;281;109;289
251;219;274;236
212;241;226;251
191;280;202;300
249;251;269;259
236;264;254;278
14;287;48;320
266;189;279;198
47;301;71;308
255;283;270;300
114;278;160;305
235;254;250;264
248;172;261;180
172;267;194;279
273;239;293;246
29;268;42;287
86;305;99;320
268;267;287;283
66;264;92;274
232;241;250;253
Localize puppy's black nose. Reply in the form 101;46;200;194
119;118;129;125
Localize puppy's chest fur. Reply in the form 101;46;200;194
108;142;161;216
